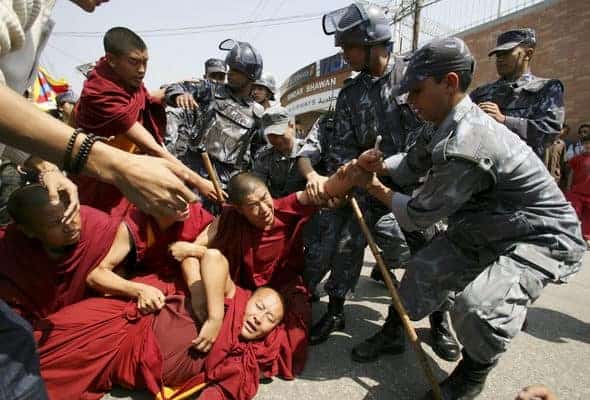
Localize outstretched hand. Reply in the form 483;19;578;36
41;170;80;224
357;149;385;174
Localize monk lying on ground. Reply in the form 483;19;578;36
169;166;367;378
36;248;286;400
0;184;200;324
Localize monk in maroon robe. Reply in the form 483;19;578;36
73;27;217;215
0;184;188;325
169;170;363;378
36;249;286;400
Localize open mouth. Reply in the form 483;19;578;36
245;320;256;334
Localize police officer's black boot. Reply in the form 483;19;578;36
309;296;345;345
369;265;398;285
426;351;496;400
429;310;460;362
351;306;405;362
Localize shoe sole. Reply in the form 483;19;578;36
309;324;346;346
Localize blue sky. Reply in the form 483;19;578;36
43;0;541;94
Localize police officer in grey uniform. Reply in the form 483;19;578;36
309;3;460;363
354;37;584;399
470;28;565;159
164;59;227;158
203;58;227;83
252;106;306;198
165;39;264;213
251;72;277;110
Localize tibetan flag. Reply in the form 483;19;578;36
31;67;70;111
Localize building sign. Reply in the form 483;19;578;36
280;52;352;117
284;90;341;115
282;70;350;105
319;52;348;76
282;63;316;94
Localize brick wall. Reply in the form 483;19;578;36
458;0;589;137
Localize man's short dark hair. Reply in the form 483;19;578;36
433;70;473;92
227;172;267;205
103;27;147;56
579;123;590;134
7;184;51;226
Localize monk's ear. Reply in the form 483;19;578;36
105;52;117;68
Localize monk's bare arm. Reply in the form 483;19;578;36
124;122;221;202
181;256;207;323
86;223;166;312
124;122;175;161
193;249;236;353
296;161;372;206
169;217;220;262
0;85;206;217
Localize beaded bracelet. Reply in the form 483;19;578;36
71;134;107;175
63;128;83;173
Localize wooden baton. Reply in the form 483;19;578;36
200;152;224;202
350;197;442;400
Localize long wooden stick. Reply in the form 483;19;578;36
200;152;224;202
350;197;442;400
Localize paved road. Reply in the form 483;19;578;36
105;252;590;400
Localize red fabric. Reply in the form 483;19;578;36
163;287;286;400
0;206;121;324
211;193;317;377
566;191;590;240
36;274;175;400
568;153;590;196
124;202;214;278
75;57;165;143
74;57;167;216
36;279;284;400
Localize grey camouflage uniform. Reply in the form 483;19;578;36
319;56;424;299
164;106;203;158
470;73;565;158
165;80;263;213
386;95;584;364
252;139;307;198
297;113;338;291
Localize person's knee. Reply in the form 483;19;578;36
202;248;228;268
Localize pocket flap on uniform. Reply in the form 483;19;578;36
512;244;561;281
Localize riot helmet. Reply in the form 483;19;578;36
219;39;263;81
253;73;277;100
323;2;391;47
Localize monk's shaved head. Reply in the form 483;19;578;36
7;184;82;248
7;184;52;226
253;286;285;321
241;285;285;340
227;172;267;205
103;27;146;56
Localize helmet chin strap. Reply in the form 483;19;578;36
362;45;373;74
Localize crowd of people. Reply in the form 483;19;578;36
0;1;586;399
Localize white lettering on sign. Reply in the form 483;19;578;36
285;90;341;116
305;77;337;93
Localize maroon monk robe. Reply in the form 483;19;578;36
36;277;285;400
74;57;167;216
211;193;317;378
0;206;121;325
124;202;214;280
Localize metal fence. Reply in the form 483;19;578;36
385;0;546;53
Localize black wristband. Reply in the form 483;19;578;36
71;134;96;175
63;128;83;173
